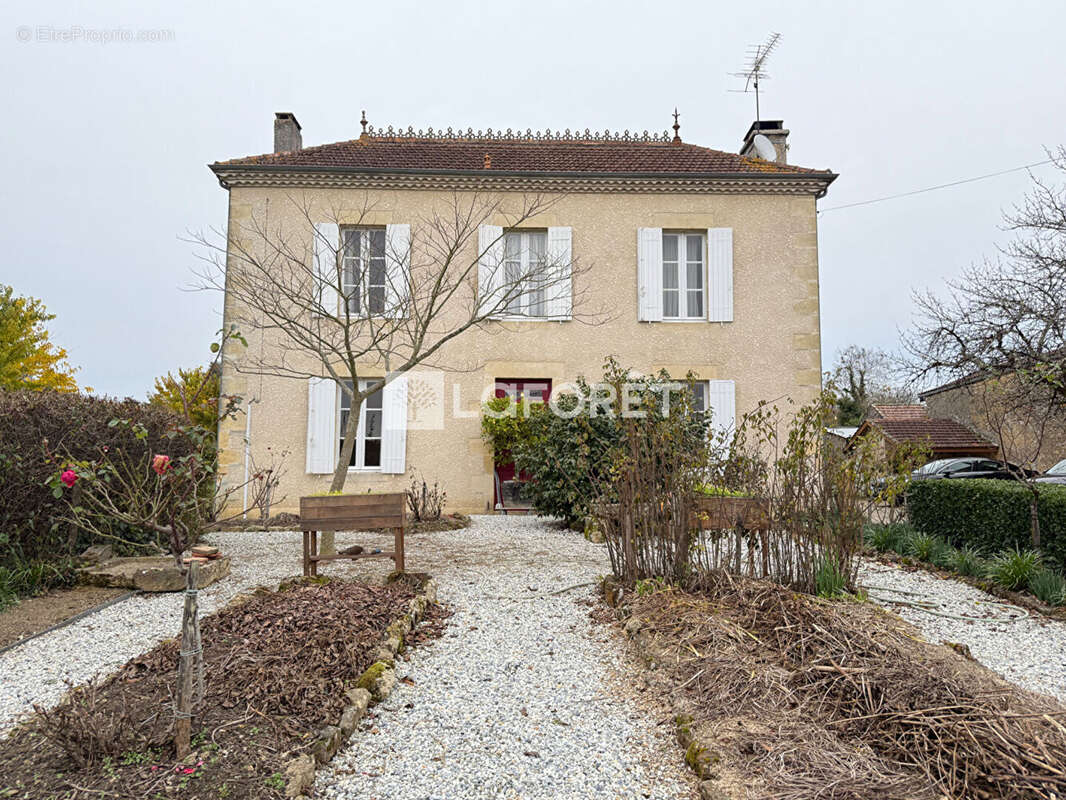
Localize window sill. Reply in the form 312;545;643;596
660;318;712;323
490;316;572;323
346;467;383;473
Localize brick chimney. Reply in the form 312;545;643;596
739;120;789;165
273;112;302;153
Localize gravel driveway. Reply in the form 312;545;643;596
859;559;1066;702
318;515;694;800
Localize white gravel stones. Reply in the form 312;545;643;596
318;515;694;800
859;559;1066;702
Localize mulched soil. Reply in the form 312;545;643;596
0;579;448;800
0;586;127;650
613;572;1066;800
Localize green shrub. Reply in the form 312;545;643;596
907;479;1066;569
951;546;986;577
0;391;192;604
930;539;957;569
986;548;1043;591
906;531;939;562
864;522;914;553
1029;569;1066;607
815;555;849;598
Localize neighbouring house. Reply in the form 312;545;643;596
920;371;1066;472
849;404;997;461
209;113;837;513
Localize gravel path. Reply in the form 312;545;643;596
859;559;1066;702
318;515;693;800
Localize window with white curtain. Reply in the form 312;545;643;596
341;228;387;315
502;231;548;317
339;379;383;469
662;232;705;320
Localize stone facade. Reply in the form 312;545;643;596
211;131;833;514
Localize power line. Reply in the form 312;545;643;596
818;159;1055;214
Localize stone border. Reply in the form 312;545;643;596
282;577;439;799
602;578;730;800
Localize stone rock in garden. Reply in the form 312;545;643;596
339;704;362;737
584;516;606;544
190;544;220;558
283;753;315;797
344;687;372;714
80;555;231;592
311;725;342;764
356;661;397;702
339;544;364;555
78;544;113;564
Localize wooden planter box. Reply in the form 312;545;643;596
690;495;770;531
299;493;405;577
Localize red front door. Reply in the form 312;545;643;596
493;379;551;506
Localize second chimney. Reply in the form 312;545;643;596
739;120;789;165
273;112;302;153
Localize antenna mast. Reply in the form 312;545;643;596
731;32;781;122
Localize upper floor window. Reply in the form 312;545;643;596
339;379;383;469
662;232;704;320
342;228;387;316
503;231;548;317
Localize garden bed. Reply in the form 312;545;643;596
606;573;1066;799
0;577;449;800
0;586;127;650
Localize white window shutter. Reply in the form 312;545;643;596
312;222;341;316
546;226;572;319
637;227;663;322
706;228;734;322
385;223;411;318
477;225;504;317
707;379;736;439
306;377;338;474
381;374;409;474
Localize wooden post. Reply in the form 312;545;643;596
174;561;200;759
394;523;405;573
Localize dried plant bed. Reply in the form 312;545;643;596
0;576;444;800
605;573;1066;800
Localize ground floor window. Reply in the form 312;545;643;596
339;379;383;469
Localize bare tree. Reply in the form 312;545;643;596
196;191;598;551
904;148;1066;545
831;345;915;426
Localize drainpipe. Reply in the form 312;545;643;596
242;398;258;518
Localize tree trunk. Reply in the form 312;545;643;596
321;393;365;555
1030;488;1041;549
174;562;200;759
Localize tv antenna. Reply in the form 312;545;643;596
730;32;781;121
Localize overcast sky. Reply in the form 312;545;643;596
2;0;1064;398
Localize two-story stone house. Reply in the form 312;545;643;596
209;113;836;513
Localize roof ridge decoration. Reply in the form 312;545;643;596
364;124;674;143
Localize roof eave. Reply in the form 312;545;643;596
207;162;838;191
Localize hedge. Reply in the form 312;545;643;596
906;478;1066;568
0;390;191;566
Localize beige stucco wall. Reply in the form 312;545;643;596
216;184;823;514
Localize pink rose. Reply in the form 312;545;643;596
60;469;78;488
151;454;171;475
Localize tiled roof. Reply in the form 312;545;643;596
867;417;996;452
213;134;831;177
869;404;928;421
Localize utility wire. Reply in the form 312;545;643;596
818;159;1055;214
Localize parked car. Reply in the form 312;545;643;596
911;457;1038;482
1035;458;1066;486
